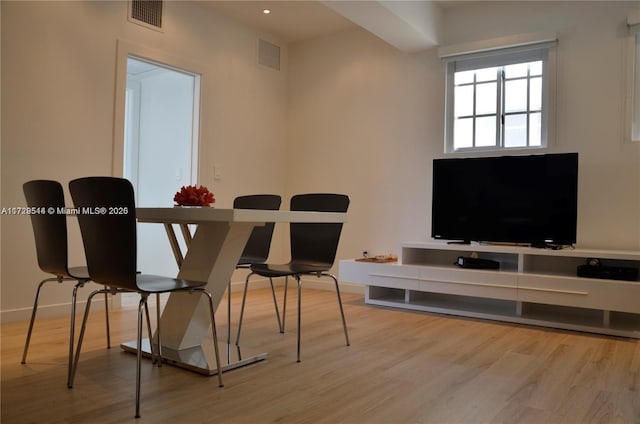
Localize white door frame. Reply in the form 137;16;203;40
113;40;203;181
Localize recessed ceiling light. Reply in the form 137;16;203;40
263;9;271;14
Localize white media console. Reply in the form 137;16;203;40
339;242;640;338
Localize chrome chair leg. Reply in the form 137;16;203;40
69;288;109;388
104;288;111;349
154;293;162;366
296;276;302;362
326;273;350;346
281;276;289;333
143;299;155;365
268;277;284;333
67;281;86;387
135;295;147;419
236;273;285;346
291;273;349;363
227;280;231;363
202;290;224;388
21;277;59;364
23;278;112;370
235;273;252;346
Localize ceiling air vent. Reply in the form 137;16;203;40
258;38;280;71
129;0;164;32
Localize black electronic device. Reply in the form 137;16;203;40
577;259;638;281
455;256;500;270
431;153;578;246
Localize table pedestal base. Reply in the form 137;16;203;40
121;339;267;376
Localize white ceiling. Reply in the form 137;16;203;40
204;1;459;51
204;1;357;44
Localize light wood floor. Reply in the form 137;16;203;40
2;286;639;423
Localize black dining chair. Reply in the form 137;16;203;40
21;180;111;388
237;193;350;362
231;195;282;347
68;176;223;419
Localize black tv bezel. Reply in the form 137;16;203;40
431;152;578;247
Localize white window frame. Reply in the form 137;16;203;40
625;11;640;143
440;33;558;154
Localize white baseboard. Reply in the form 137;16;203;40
1;278;363;323
236;276;364;295
1;299;107;324
298;279;364;294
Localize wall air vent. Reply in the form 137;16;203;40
129;0;164;32
258;38;280;71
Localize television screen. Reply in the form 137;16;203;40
431;153;578;246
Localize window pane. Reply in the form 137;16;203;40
454;118;473;149
455;85;473;117
504;114;527;147
505;63;528;79
505;79;528;113
455;70;474;85
529;112;542;146
476;82;497;115
445;47;552;153
475;116;496;146
530;60;543;76
530;77;542;111
476;67;498;82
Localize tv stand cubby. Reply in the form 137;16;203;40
339;242;640;338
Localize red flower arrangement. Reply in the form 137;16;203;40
174;185;215;207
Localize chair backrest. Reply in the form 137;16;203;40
234;194;282;265
23;180;70;276
69;177;138;291
289;193;350;269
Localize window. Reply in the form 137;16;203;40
626;11;640;142
440;34;557;153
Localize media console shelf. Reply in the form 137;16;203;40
339;242;640;338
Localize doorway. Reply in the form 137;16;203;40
123;56;201;278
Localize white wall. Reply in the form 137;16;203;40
287;28;440;260
1;1;288;321
287;1;640;265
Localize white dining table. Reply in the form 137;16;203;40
121;206;347;375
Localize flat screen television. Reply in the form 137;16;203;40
431;153;578;246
